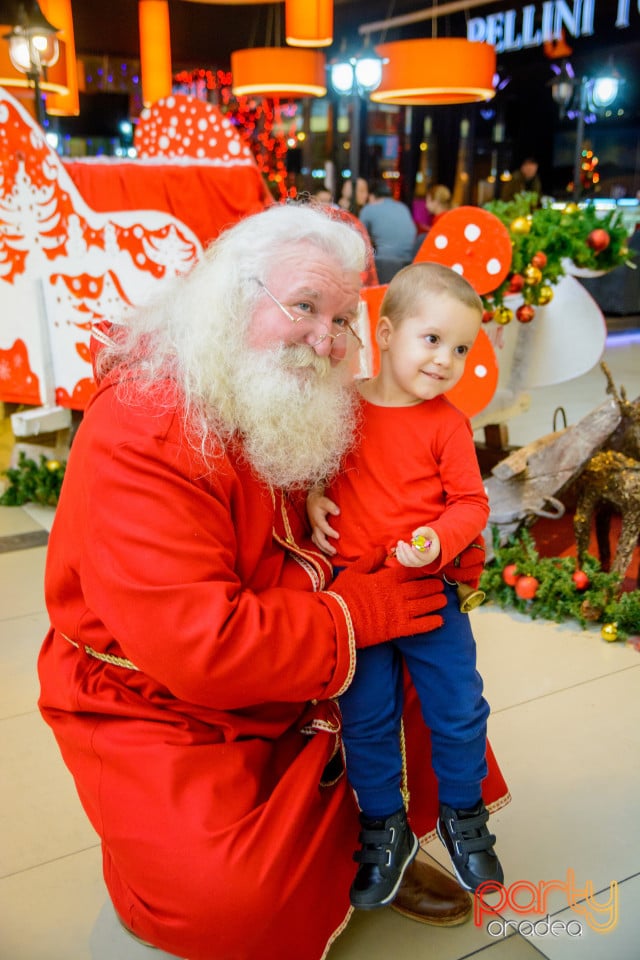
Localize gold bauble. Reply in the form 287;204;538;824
537;285;554;305
510;217;531;235
524;265;543;286
601;622;618;642
46;460;61;471
493;306;514;325
563;202;579;214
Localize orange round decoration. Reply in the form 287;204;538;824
445;330;499;418
414;207;512;295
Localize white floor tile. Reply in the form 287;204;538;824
0;711;100;877
0;611;50;719
0;545;47;619
0;846;106;960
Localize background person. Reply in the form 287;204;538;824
359;180;418;267
501;157;542;201
38;204;507;960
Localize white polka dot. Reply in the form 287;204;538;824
434;234;448;249
159;135;170;150
486;258;502;275
475;364;488;378
228;140;240;155
170;116;178;126
197;118;208;131
452;263;464;275
166;96;175;109
464;223;481;242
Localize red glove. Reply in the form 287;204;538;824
330;548;446;649
441;534;486;589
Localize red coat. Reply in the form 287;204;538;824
38;374;508;960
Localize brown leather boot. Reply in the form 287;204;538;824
391;855;472;926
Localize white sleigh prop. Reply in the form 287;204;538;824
0;87;202;432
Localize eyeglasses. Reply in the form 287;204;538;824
255;279;363;358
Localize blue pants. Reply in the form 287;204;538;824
339;584;490;818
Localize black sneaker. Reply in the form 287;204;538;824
350;809;419;909
437;802;504;892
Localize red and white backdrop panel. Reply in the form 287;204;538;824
0;91;272;411
0;88;202;409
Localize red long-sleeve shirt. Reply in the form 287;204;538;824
328;394;489;569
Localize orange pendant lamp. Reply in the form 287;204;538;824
138;0;172;107
231;47;326;98
40;0;79;115
370;38;496;105
285;0;333;48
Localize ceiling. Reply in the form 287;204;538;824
68;0;483;68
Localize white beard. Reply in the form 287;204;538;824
227;343;358;490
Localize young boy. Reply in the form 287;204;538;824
308;262;503;910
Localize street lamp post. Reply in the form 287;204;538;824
3;0;60;126
329;53;383;212
550;62;621;201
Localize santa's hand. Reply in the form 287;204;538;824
330;548;446;648
307;490;340;556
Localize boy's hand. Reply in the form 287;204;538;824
395;526;440;568
307;491;341;556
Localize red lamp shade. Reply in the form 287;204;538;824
40;0;79;115
231;47;327;98
370;39;496;105
138;0;172;107
285;0;333;48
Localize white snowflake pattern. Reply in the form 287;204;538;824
141;224;196;275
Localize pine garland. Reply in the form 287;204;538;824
0;451;66;507
481;194;632;315
480;528;640;641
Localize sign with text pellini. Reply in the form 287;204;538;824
467;0;638;54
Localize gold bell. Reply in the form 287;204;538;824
457;582;486;613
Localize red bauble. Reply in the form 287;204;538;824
586;229;610;253
508;273;525;293
515;575;539;600
531;251;547;269
516;304;536;323
572;570;590;591
482;309;495;324
502;563;519;586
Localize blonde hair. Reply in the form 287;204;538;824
380;261;482;326
427;184;452;209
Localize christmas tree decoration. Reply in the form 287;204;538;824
531;251;548;269
586;228;611;253
572;570;590;591
481;309;495;324
523;264;543;286
510;216;531;235
480;529;640;641
502;563;519;586
516;304;535;323
515;575;539;600
508;273;525;293
601;623;618;642
537;285;554;305
493;305;514;325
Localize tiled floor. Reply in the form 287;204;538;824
1;327;640;960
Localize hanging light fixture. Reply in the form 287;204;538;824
138;0;172;107
40;0;78;116
369;38;496;106
285;0;333;48
1;0;64;124
231;47;326;98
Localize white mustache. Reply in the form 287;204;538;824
279;344;332;377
